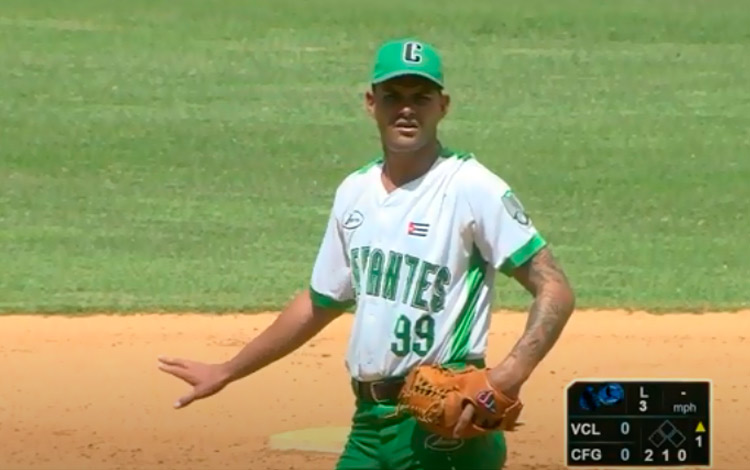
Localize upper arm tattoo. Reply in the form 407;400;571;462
528;248;570;293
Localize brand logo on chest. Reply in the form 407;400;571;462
343;210;364;230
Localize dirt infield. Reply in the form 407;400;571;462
1;309;748;470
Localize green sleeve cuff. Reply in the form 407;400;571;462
499;234;548;276
309;287;355;311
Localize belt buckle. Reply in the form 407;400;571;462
369;381;386;404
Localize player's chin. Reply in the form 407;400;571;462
385;133;425;153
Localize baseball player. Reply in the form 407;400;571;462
158;38;576;469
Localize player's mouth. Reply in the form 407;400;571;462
394;120;419;136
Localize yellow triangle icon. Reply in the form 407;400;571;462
696;422;706;433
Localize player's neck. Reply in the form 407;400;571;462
380;140;441;192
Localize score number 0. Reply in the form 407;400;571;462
618;421;631;462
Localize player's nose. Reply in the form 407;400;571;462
395;106;417;120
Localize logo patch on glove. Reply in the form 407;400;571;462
424;434;465;452
476;389;496;413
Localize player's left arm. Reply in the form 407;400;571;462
489;246;575;395
462;160;575;395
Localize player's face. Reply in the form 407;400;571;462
366;75;449;153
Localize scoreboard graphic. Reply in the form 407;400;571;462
565;379;712;467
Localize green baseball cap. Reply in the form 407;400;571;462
370;38;444;88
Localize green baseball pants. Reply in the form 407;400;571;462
336;361;508;470
335;401;507;470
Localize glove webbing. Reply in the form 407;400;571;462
396;372;457;423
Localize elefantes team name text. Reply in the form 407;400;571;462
350;246;452;313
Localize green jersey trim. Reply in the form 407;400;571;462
448;245;487;363
309;287;355;311
353;147;473;175
440;147;474;161
499;234;547;276
356;157;383;174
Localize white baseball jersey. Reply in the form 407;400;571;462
309;148;547;382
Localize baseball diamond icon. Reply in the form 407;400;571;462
648;420;686;448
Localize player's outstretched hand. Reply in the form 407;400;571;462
157;356;232;409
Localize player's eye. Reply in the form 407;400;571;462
414;94;431;104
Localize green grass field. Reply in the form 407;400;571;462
1;0;748;313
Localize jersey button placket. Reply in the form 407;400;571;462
360;305;377;371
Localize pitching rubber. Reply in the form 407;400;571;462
268;426;351;454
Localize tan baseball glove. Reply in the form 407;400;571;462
396;364;523;439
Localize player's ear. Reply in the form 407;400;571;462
439;90;451;119
364;86;376;118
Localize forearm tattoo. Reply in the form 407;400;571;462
510;249;575;367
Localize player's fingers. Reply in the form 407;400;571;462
453;404;475;438
157;356;187;368
174;390;196;409
157;362;195;384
